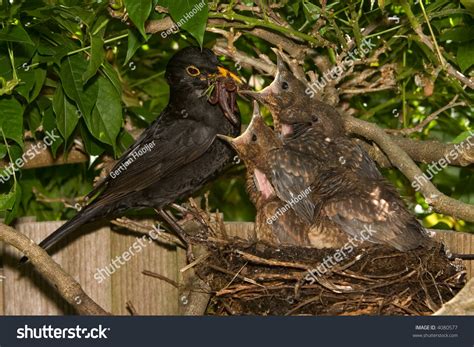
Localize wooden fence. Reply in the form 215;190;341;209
0;218;472;315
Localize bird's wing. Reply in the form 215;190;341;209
268;150;316;223
348;143;382;179
323;179;428;251
87;117;217;206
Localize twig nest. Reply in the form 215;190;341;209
196;240;465;316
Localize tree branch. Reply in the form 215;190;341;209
0;141;88;170
345;117;474;222
0;223;109;315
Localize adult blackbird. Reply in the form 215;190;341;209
24;47;242;261
238;56;432;251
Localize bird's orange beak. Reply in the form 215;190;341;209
217;66;243;84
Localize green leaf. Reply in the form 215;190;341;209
60;54;99;118
15;66;46;103
291;1;301;15
303;1;320;21
83;77;122;151
101;62;122;96
0;191;16;211
15;69;36;101
79;123;105;156
30;68;47;102
25;106;42;134
128;106;156;124
53;86;79;142
0;97;23;148
452;130;474;144
440;27;474;43
461;0;474;15
83;31;105;85
168;0;209;46
42;106;64;158
457;44;474;72
124;0;152;38
0;24;34;45
4;184;22;224
125;28;142;65
117;130;135;155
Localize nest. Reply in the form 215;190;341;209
194;240;466;316
145;198;467;316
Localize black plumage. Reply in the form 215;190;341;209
29;47;241;258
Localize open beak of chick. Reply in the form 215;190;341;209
217;100;263;151
239;48;287;104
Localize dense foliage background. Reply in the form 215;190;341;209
0;0;473;232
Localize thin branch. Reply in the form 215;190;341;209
386;97;466;135
0;223;109;315
401;0;474;89
111;217;185;247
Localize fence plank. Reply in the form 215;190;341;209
2;219;112;315
109;226;184;315
433;230;473;279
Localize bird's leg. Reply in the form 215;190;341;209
156;209;195;262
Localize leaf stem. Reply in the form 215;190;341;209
67;33;129;56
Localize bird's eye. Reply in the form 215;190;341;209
186;65;201;76
251;134;258;142
312;115;319;122
281;81;289;90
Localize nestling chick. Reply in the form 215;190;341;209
218;102;312;246
219;102;348;248
242;52;433;251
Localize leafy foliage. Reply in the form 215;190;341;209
0;0;472;232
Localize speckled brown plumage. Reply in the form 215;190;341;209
237;53;433;251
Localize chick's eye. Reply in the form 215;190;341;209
312;115;319;122
186;66;200;76
251;134;258;142
281;81;289;90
